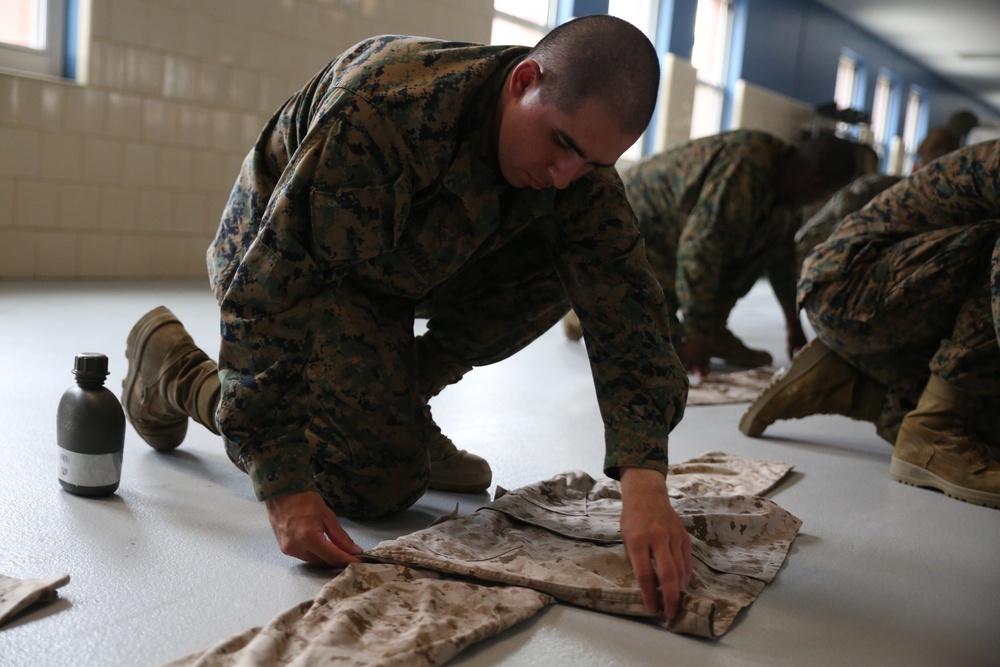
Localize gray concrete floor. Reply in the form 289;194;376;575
1;279;997;667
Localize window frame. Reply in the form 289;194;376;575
0;0;70;79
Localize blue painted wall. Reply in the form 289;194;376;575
665;0;698;59
736;0;996;129
572;0;993;144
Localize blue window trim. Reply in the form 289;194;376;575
721;0;748;130
63;0;79;79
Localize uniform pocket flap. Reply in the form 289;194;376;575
310;184;398;267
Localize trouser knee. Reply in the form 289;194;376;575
317;466;430;519
310;433;431;519
415;334;472;400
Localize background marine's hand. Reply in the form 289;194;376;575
264;490;363;567
677;339;711;379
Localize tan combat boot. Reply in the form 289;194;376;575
739;337;885;437
890;375;1000;508
122;306;220;451
562;309;584;341
414;336;491;493
424;405;492;493
707;328;773;367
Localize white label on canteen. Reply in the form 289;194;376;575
58;448;123;487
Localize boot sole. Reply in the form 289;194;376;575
738;337;831;437
123;306;188;451
890;457;1000;509
429;469;493;493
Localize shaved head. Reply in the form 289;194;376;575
527;15;660;136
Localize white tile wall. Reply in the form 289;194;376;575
0;0;494;279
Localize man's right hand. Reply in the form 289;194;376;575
264;490;363;567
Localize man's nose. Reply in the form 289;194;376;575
548;154;588;189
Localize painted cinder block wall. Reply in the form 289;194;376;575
0;0;493;279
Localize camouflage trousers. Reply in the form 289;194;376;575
162;454;799;666
254;227;570;519
803;222;1000;442
793;174;901;269
642;213;768;342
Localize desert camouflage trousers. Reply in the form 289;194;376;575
0;572;70;628
164;453;800;666
252;228;570;518
803;222;1000;442
161;563;552;667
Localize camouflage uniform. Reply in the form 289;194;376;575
800;140;1000;442
368;454;799;639
163;453;798;665
162;562;554;667
206;36;687;517
794;173;901;269
0;572;70;627
622;130;801;344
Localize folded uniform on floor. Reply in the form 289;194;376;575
0;572;70;628
164;452;799;666
367;452;800;638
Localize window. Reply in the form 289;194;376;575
833;54;859;111
689;0;733;139
604;0;655;40
492;1;657;162
602;0;656;161
0;0;69;78
872;73;905;174
832;52;868;139
901;88;927;174
491;0;555;47
870;74;892;144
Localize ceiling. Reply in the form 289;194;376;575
816;0;1000;114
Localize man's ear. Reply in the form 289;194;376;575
509;59;542;100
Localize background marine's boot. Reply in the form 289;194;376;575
739;337;885;437
122;306;220;451
891;374;1000;508
562;309;584;341
707;328;773;367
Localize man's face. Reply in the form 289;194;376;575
496;61;637;190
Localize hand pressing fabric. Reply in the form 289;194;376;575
265;490;363;567
620;467;693;618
